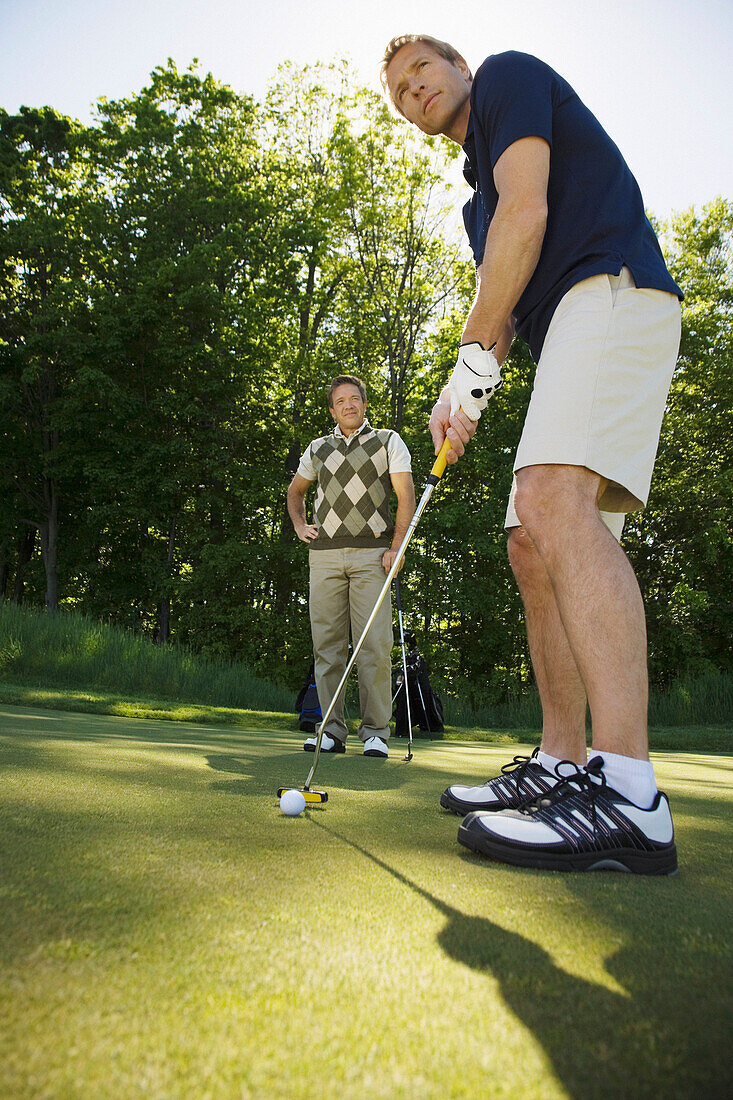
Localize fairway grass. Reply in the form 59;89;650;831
1;704;731;1099
1;681;730;752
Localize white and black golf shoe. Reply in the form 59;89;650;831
303;732;345;753
457;756;678;875
440;748;557;815
363;736;388;758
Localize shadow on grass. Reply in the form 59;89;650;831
2;704;731;1098
207;739;733;820
310;816;732;1099
206;748;414;795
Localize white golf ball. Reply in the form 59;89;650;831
280;789;306;816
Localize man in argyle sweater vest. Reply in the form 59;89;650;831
287;376;415;757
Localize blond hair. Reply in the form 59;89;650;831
380;34;469;103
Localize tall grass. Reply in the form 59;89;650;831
0;602;294;713
647;670;733;726
442;671;733;729
1;602;731;728
443;687;543;731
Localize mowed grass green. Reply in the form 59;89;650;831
1;704;731;1099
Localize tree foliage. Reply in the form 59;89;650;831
1;60;730;703
626;198;733;682
0;106;99;611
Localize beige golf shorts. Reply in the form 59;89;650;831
505;267;681;540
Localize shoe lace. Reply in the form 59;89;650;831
494;752;538;798
519;756;607;821
499;752;534;778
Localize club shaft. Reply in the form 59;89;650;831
399;608;413;757
394;572;411;761
415;679;430;734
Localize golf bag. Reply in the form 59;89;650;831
393;635;444;737
295;660;322;733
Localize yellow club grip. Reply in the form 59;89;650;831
430;435;453;480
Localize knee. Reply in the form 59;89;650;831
512;470;555;537
513;466;599;545
507;525;543;586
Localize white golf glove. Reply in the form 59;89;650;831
448;341;503;421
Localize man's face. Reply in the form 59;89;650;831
385;42;471;142
329;383;367;436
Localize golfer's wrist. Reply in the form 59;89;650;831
459;333;498;355
433;386;450;409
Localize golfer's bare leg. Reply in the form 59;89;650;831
514;463;649;760
507;526;588;763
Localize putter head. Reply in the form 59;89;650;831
403;751;413;763
276;787;328;804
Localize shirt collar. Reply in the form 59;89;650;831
334;418;370;444
462;109;477;190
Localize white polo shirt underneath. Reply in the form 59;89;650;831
297;420;412;482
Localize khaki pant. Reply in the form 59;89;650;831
308;546;393;743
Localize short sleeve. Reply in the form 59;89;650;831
463;193;486;266
387;433;412;474
296;444;316;481
472;52;555;167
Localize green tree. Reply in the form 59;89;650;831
77;62;295;649
254;65;472;682
0;106;101;612
4;56;728;708
625;197;733;683
252;64;356;671
392;289;534;707
330;90;465;431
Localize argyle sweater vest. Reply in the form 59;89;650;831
309;426;395;550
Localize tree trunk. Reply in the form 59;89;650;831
155;517;177;644
13;528;37;604
40;476;59;614
156;598;171;645
36;385;61;613
0;543;10;600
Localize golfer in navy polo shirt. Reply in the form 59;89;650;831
383;36;682;875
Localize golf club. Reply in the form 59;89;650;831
415;676;432;736
393;574;413;762
276;433;454;803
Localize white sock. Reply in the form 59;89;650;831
589;749;657;808
537;750;584;777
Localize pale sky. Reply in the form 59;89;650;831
2;0;731;220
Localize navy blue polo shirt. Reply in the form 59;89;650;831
462;52;682;362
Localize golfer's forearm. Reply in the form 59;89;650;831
391;496;416;550
461;201;546;353
494;316;516;365
286;489;307;531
